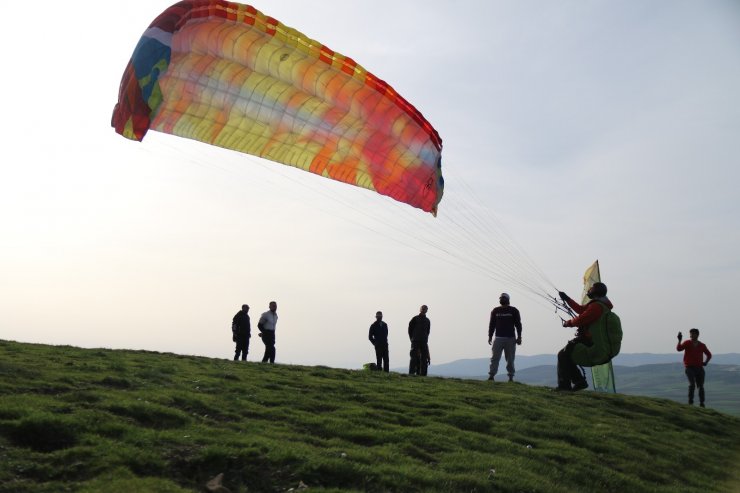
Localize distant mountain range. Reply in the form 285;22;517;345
423;353;740;378
418;353;740;416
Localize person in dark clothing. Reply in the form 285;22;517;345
369;311;390;372
408;305;431;376
487;293;522;382
676;328;712;407
232;304;251;361
557;282;612;391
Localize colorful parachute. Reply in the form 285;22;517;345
112;1;444;214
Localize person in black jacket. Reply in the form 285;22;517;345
369;311;390;372
487;293;522;382
408;305;431;376
232;304;251;361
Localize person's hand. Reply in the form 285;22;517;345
516;337;522;346
703;362;708;367
677;331;682;342
558;291;569;301
562;319;571;328
488;338;492;346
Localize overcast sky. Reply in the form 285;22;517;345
2;0;739;370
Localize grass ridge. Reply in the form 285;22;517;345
1;339;739;492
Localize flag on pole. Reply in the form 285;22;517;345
580;260;617;393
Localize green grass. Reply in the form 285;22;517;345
1;339;739;492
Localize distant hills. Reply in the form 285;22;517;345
424;353;740;378
421;353;740;416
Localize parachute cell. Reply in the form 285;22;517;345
112;1;444;214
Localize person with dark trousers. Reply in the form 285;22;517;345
232;304;251;361
369;311;390;372
488;293;522;382
676;328;712;407
557;282;613;391
408;305;431;376
258;301;278;363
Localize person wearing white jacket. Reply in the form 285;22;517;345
258;301;278;363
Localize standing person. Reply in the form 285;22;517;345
232;304;251;361
258;301;278;363
408;305;431;376
557;282;612;391
487;293;522;382
676;328;712;407
369;311;390;372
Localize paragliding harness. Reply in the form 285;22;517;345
599;306;622;362
551;296;622;370
563;302;622;368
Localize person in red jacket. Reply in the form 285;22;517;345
556;282;613;391
676;328;712;407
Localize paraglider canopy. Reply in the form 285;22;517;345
112;0;444;214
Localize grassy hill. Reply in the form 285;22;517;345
1;340;740;493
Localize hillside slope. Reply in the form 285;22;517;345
1;340;739;493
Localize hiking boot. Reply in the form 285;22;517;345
508;376;514;382
487;375;494;381
700;402;705;408
572;381;588;391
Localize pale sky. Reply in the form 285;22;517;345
2;1;739;369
